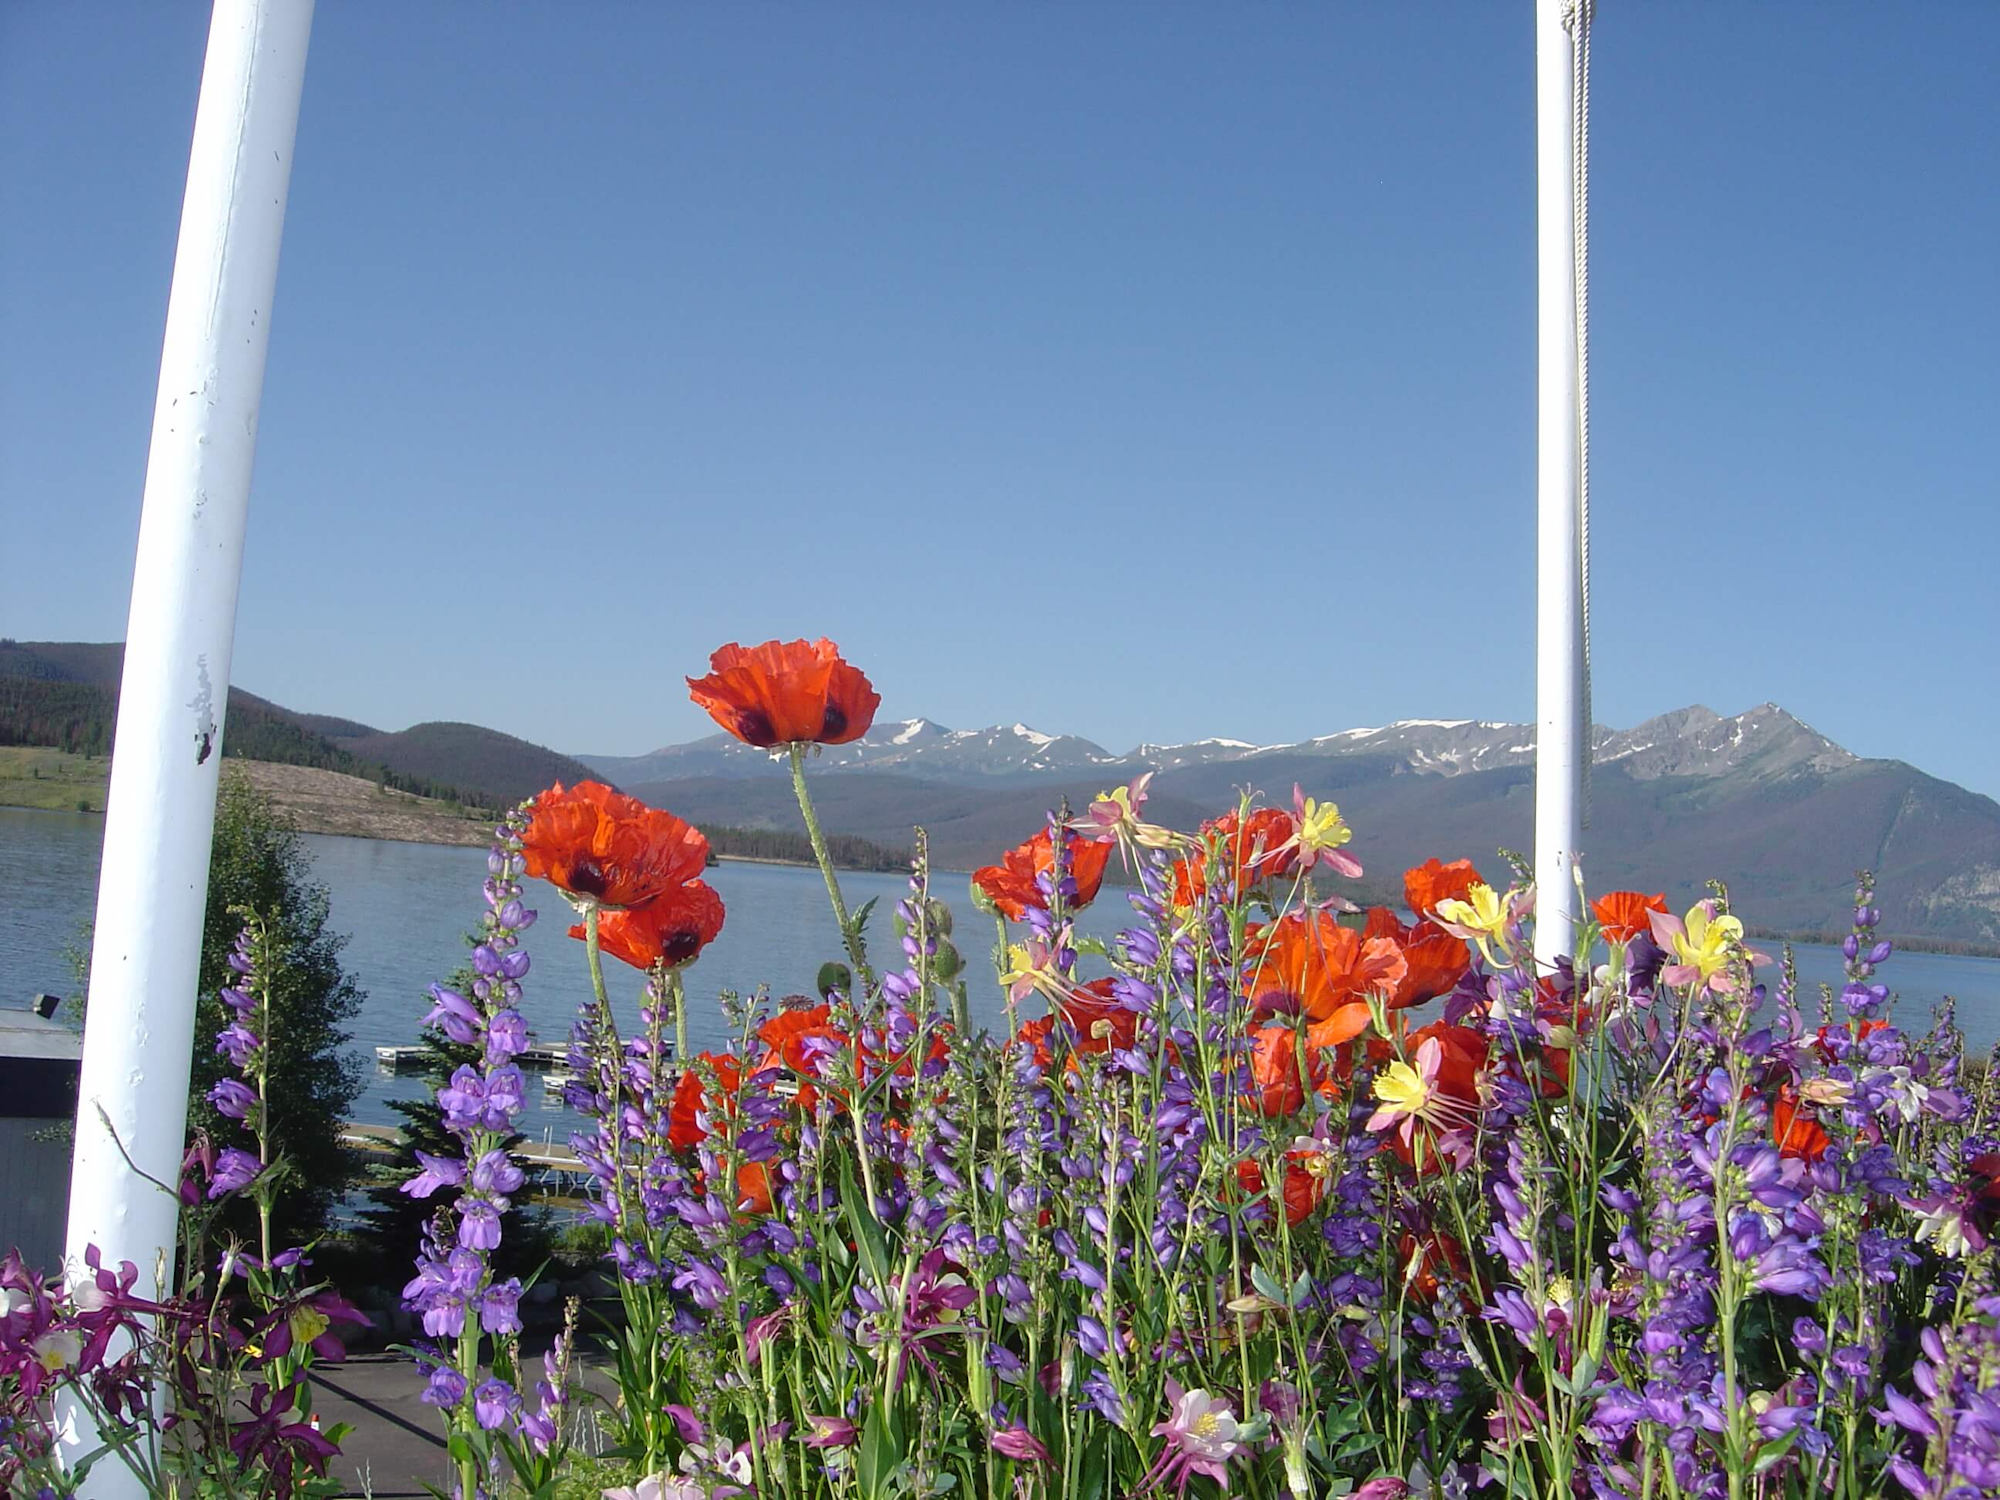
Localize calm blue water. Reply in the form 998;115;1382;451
5;806;1998;1144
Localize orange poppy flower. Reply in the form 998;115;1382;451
972;829;1113;921
523;781;710;909
1361;908;1472;1009
1244;910;1407;1049
668;1052;744;1151
567;880;725;970
1170;807;1299;906
1772;1086;1830;1162
1247;1024;1322;1117
1404;858;1484;920
1234;1142;1333;1228
1398;1229;1471;1302
1012;1014;1056;1070
1592;891;1668;943
735;1162;775;1216
686;638;880;748
753;1003;847;1108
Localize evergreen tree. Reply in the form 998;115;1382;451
187;772;365;1244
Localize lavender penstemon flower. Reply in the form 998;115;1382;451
401;807;550;1499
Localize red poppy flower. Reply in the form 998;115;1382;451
1234;1142;1333;1228
522;782;710;908
686;638;880;748
1403;858;1484;920
972;829;1113;922
1247;1024;1322;1117
1244;910;1407;1050
1362;908;1472;1009
668;1052;744;1151
1170;807;1299;906
1058;978;1138;1055
567;880;725;970
1772;1086;1830;1162
1592;891;1668;943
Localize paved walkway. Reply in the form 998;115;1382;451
310;1354;453;1499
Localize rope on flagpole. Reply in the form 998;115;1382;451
1566;0;1593;827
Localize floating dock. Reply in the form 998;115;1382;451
338;1122;594;1193
374;1043;570;1071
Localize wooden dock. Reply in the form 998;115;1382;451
338;1123;595;1192
374;1043;571;1071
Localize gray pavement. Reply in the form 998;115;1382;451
310;1354;454;1499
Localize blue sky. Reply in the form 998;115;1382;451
2;4;1994;794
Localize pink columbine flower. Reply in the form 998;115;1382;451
1140;1387;1248;1491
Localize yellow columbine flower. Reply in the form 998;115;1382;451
1435;882;1518;964
1371;1060;1431;1119
289;1305;331;1351
1672;903;1744;987
1282;784;1364;877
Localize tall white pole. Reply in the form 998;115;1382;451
1534;0;1586;973
59;0;313;1484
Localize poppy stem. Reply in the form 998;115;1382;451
668;967;688;1064
788;742;877;992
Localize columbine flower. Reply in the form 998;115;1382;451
1142;1388;1249;1491
1274;784;1362;878
602;1478;704;1500
1434;882;1525;966
1649;899;1752;990
1076;773;1178;850
997;938;1066;1007
28;1329;81;1373
991;1424;1052;1463
802;1414;860;1449
1365;1029;1484;1170
686;637;881;748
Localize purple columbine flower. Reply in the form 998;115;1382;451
991;1424;1052;1463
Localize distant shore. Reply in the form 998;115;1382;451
0;748;911;873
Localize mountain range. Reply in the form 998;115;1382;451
6;640;1997;947
581;706;2000;947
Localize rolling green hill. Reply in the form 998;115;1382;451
0;641;597;811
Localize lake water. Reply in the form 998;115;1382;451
6;806;1998;1146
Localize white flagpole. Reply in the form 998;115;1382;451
59;0;313;1484
1534;0;1587;973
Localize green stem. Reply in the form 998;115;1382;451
668;967;688;1064
788;743;876;991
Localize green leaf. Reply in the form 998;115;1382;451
1753;1431;1801;1475
857;1399;907;1500
837;1152;894;1288
1250;1263;1290;1306
818;961;854;1000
